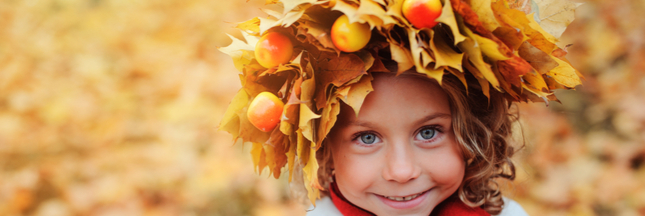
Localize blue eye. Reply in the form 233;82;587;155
359;133;379;144
417;128;437;140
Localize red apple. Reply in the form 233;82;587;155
247;92;284;132
402;0;443;29
255;32;294;68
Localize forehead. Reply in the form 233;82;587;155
336;73;451;126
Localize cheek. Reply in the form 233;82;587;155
331;143;380;195
424;142;466;187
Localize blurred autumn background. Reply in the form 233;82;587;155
0;0;643;215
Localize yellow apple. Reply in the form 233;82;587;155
331;15;372;52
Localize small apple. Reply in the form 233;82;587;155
402;0;443;29
247;92;284;132
255;32;294;68
331;15;372;52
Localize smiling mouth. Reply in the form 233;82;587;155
379;189;430;202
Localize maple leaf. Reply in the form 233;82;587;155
218;31;259;71
459;37;501;91
356;0;396;28
303;146;321;205
317;97;341;147
388;36;415;73
493;26;527;51
219;89;249;141
532;0;582;40
408;29;443;82
339;73;373;118
521;69;551;98
497;55;533;87
430;28;464;72
546;56;581;88
312;52;367;110
491;1;557;54
518;41;559;74
435;0;467;45
469;0;500;32
235;17;261;34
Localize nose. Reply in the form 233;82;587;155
382;140;421;183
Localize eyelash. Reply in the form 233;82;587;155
350;125;444;146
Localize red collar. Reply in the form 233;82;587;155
329;183;490;216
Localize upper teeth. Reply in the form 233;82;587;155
384;192;423;201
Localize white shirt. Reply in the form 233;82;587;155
307;196;529;216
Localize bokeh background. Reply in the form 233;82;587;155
0;0;643;215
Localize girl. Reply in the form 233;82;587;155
218;0;582;215
309;71;527;216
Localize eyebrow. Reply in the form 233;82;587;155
349;112;451;128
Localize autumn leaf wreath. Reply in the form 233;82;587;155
218;0;583;205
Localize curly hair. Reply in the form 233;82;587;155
315;71;520;215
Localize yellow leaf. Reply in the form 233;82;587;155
301;76;316;105
251;143;264;172
261;8;283;19
332;0;360;24
521;69;551;98
430;29;464;72
492;1;556;54
287;137;297;182
356;0;396;28
282;0;318;14
407;29;443;82
299;103;321;143
408;29;429;71
464;28;510;61
389;37;415;73
546;56;581;88
421;48;434;68
281;8;309;28
264;143;277;176
435;0;467;45
317;97;341;147
296;129;311;166
446;67;468;90
218;32;258;71
303;146;321;205
470;0;501;32
385;0;407;25
459;38;501;90
219;89;249;141
416;66;445;84
532;0;582;39
259;17;279;35
235;17;261;34
372;0;386;6
526;13;557;45
239;106;272;144
340;74;373;117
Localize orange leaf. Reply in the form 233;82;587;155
497;55;533;87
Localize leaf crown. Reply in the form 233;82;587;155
218;0;583;205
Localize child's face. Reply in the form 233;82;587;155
329;73;465;216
